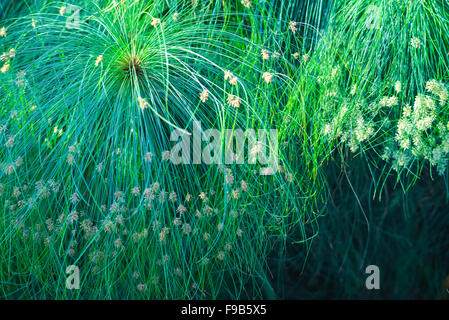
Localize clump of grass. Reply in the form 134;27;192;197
306;0;449;195
0;0;320;299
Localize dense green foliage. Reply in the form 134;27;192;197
1;0;448;299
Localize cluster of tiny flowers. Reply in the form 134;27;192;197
241;0;251;8
200;89;209;103
151;17;161;27
262;72;274;84
95;55;103;67
227;94;241;108
3;156;23;175
224;70;238;85
289;21;298;34
384;80;449;173
410;37;422;48
137;96;149;110
1;48;15;74
425;79;448;104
